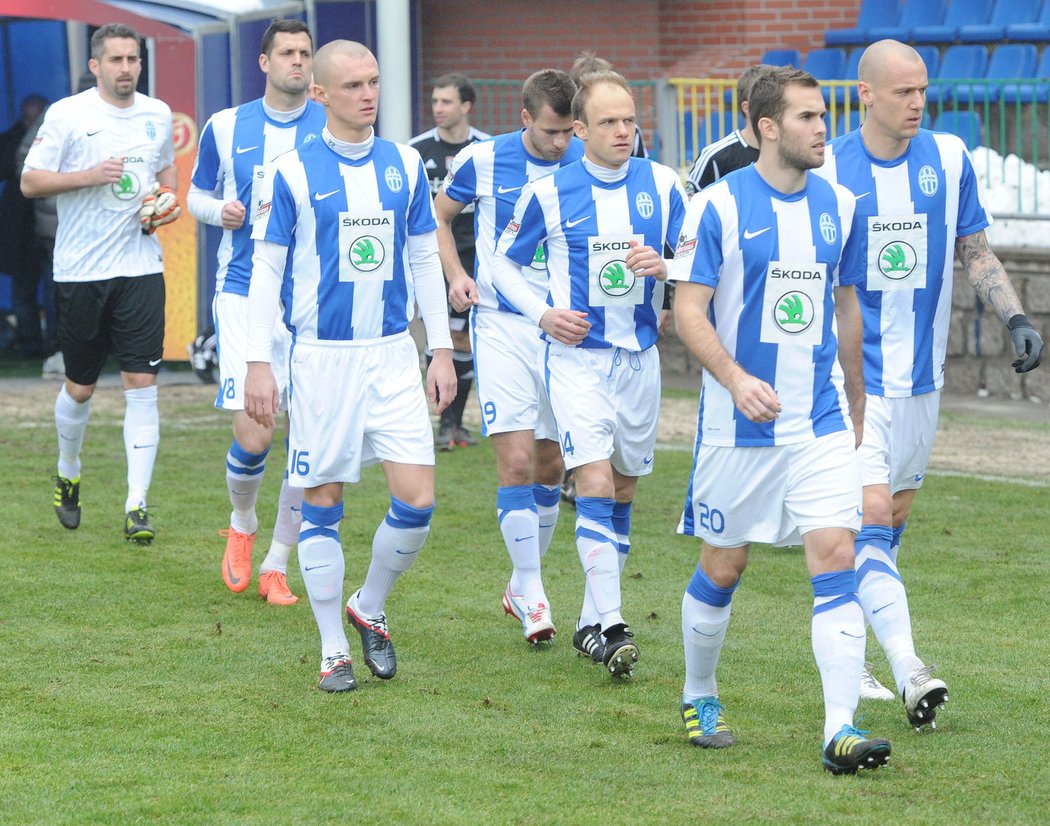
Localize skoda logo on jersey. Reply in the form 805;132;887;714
112;170;142;200
918;165;938;197
774;291;815;334
599;260;637;297
879;241;917;280
146;121;156;141
530;245;547;271
384;166;404;192
635;192;654;220
350;235;386;272
819;212;837;245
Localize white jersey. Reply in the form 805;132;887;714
190;98;326;295
814;128;991;397
497;157;687;351
670;164;860;447
251;133;436;342
22;87;174;282
442;130;584;315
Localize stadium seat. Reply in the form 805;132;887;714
868;0;947;42
933;110;983;149
913;0;994;43
958;0;1041;43
1000;46;1050;104
955;44;1037;104
925;45;989;105
804;48;847;103
760;48;801;68
914;44;941;77
825;0;901;46
1004;0;1050;42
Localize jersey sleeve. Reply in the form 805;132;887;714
190;117;221;191
665;175;688;253
495;184;547;268
832;184;861;287
406;153;438;235
252;166;297;246
669;191;723;288
442;144;479;206
21;102;68;172
956;146;992;238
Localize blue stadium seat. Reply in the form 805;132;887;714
933;110;983;149
869;0;947;42
914;44;941;77
955;44;1037;104
826;0;901;46
804;48;847;103
1000;46;1050;104
1004;0;1050;41
925;45;989;105
760;48;801;68
836;109;864;135
913;0;994;43
958;0;1040;43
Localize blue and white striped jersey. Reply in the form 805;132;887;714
815;128;991;397
191;98;326;295
669;165;860;447
250;135;436;342
442;130;584;315
497;157;686;351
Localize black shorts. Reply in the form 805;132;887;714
57;274;165;385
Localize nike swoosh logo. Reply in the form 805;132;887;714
236;145;259;154
226;559;241;584
691;624;720;637
87;129;103;137
914;473;925;482
872;603;894;615
497;185;521;194
132;443;155;449
314;190;339;200
839;631;865;638
642;455;654;465
854;192;870;200
538;523;555;529
394;548;419;555
743;227;771;240
514;535;535;542
303;564;330;571
148;358;162;367
565;216;588;228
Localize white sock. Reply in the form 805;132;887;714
682;565;738;700
299;501;349;659
533;483;560;559
260;477;303;574
55;385;90;480
574;497;623;632
123;386;158;512
811;570;866;744
225;438;268;535
499;486;546;606
358;497;433;617
855;525;923;694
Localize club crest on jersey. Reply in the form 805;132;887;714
349;235;386;272
598;260;637;297
146;121;156;140
530;245;547;271
773;291;815;334
112;170;142;200
635;191;654;219
819;212;837;245
878;241;917;280
384;165;403;192
918;165;938;197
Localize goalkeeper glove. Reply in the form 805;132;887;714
139;183;181;234
1008;314;1043;373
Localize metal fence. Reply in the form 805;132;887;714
667;77;1050;216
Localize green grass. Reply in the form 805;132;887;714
2;385;1048;824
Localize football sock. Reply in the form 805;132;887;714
261;476;303;575
890;521;907;564
682;564;738;700
499;486;546;606
225;438;268;535
612;499;632;571
533;483;560;559
123;385;159;512
811;569;866;744
574;496;623;632
55;384;90;480
359;496;433;616
298;501;348;659
855;525;922;694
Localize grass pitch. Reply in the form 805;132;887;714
2;379;1048;824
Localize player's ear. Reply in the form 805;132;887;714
857;80;873;107
519;108;531;128
574;119;587;140
259;52;269;74
757;115;778;144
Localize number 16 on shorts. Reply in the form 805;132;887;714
290;449;310;480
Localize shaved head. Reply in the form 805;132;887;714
858;39;925;87
313;39;373;87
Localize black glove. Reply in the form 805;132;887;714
1008;314;1043;373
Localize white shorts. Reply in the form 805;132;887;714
680;429;862;547
857;391;940;493
286;332;434;486
472;309;557;440
213;292;289;412
544;342;660;476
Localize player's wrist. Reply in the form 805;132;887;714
1007;313;1033;331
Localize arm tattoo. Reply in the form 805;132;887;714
956;231;1023;322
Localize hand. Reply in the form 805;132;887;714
92;157;125;187
1008;315;1043;373
539;308;590;346
727;371;781;423
244;362;279;429
657;308;672;337
427;349;457;415
221;200;247;230
625;240;667;281
139;183;181;234
447;272;479;313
